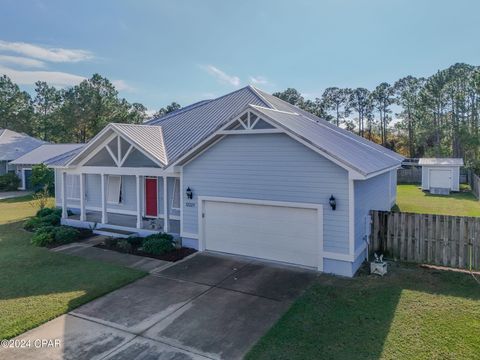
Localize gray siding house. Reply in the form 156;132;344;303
48;86;403;277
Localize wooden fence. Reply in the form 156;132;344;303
397;167;468;185
370;210;480;270
467;169;480;200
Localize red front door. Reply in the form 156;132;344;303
145;178;158;217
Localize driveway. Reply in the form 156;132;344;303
0;253;316;360
0;191;31;200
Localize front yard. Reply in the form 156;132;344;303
395;184;480;216
0;196;146;339
248;263;480;360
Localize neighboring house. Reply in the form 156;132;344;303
419;158;464;193
0;129;45;178
47;86;403;277
10;144;84;190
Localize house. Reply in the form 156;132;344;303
47;86;403;277
419;158;464;194
0;129;45;181
10;144;84;190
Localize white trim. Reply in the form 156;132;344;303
64;166;171;177
79;173;86;221
136;175;142;228
101;174;108;224
61;171;67;219
76;133;117;167
171;177;180;211
197;196;324;271
163;176;169;232
218;129;283;135
119;145;134;166
180;171;184;235
105;143;120;166
181;231;198;239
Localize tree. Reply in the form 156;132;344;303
321;87;350;126
154;102;181;118
33;81;63;141
348;88;372;137
31;164;54;194
0;75;34;133
371;83;394;146
272;88;304;107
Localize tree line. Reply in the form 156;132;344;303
1;63;480;169
273;63;480;170
0;73;181;143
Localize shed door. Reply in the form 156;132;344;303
145;178;158;217
203;199;322;268
430;169;451;189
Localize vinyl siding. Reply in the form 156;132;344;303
354;171;392;251
422;165;460;191
182;133;350;254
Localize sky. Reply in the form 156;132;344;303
0;0;479;112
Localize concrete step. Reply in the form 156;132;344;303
93;228;138;238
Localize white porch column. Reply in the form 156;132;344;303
61;171;67;219
163;176;169;233
136;175;142;229
101;174;108;224
79;173;86;221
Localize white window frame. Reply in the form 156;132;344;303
171;177;181;211
107;175;122;205
66;174;80;200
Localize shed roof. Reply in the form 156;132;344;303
10;144;84;165
0;129;45;161
418;158;464;166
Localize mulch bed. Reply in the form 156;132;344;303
95;243;196;262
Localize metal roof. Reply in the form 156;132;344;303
10;144;84;165
45;146;84;167
250;105;403;176
418;158;464;166
0;129;45;161
62;85;403;176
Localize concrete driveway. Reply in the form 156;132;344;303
0;253;316;360
0;191;31;200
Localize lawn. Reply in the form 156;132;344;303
0;195;146;339
247;263;480;360
395;184;480;216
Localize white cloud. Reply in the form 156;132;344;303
248;75;269;86
0;55;45;68
112;79;134;92
0;65;85;86
202;65;240;87
0;40;93;63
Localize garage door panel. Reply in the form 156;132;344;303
203;200;320;268
430;169;451;189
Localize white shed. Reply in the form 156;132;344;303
419;158;464;193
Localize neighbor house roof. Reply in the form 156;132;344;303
60;86;404;176
0;129;45;161
10;144;84;165
419;158;464;166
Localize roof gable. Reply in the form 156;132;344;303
0;129;45;161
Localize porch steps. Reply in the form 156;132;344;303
93;228;139;238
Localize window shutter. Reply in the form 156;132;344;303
107;175;122;204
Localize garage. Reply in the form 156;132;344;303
199;197;323;269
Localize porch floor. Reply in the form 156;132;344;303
68;211;165;232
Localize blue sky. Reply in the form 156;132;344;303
0;0;479;112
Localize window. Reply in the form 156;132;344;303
171;178;180;210
107;175;122;204
66;174;80;200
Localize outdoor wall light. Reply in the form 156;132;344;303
186;187;193;199
329;195;337;210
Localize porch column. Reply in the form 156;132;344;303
136;175;142;229
163;176;169;233
79;173;86;221
101;174;108;224
61;171;67;219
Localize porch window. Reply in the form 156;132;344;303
171;178;180;210
107;175;122;204
66;174;80;200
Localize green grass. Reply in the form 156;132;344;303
247;264;480;360
0;195;146;339
395;184;480;216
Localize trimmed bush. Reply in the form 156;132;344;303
117;239;133;253
0;173;20;191
39;213;61;226
24;217;42;231
30;226;56;246
126;236;143;249
54;226;80;244
143;234;175;255
36;207;55;218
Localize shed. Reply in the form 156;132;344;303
419;158;464;193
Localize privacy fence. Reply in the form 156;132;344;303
370;210;480;270
467;170;480;200
397;167;468;184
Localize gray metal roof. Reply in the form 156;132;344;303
63;85;403;176
10;144;84;165
45;146;85;167
419;158;464;166
0;129;45;161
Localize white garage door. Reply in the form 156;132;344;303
430;169;451;189
202;199;322;268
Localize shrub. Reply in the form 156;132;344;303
30;226;56;246
0;173;20;191
117;239;133;253
36;207;55;218
40;212;61;226
143;235;175;255
24;217;42;231
54;226;80;244
126;236;143;249
31;164;54;194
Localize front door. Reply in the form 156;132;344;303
145;177;158;217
